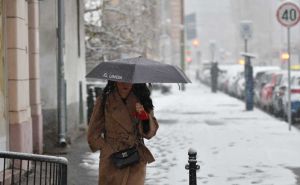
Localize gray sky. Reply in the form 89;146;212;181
185;0;300;66
185;0;237;63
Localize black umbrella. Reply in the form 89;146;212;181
86;57;191;83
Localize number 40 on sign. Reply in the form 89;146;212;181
277;2;300;28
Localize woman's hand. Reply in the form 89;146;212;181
135;103;149;120
135;103;144;113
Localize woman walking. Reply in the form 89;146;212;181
87;81;159;185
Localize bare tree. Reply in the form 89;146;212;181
85;0;161;72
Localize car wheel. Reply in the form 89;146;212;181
284;113;288;122
278;110;284;118
273;109;279;117
267;106;273;114
292;116;296;124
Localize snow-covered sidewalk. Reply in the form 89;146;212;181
80;82;300;185
146;82;300;185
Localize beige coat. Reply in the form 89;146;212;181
87;91;159;185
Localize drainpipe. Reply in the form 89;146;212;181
57;0;67;146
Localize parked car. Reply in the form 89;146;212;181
200;69;211;85
217;70;228;92
253;66;281;106
218;65;243;94
260;71;284;112
281;71;300;123
227;70;244;96
272;71;286;117
236;72;245;99
227;74;239;96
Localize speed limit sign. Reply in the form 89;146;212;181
276;2;300;130
277;2;300;27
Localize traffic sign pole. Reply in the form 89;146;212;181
244;39;248;53
240;20;253;111
276;1;300;131
287;27;292;130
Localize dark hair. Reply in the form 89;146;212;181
132;83;153;113
100;81;153;113
100;80;116;113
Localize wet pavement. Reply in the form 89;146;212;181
61;131;98;185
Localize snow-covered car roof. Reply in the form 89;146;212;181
253;66;281;76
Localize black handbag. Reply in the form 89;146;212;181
111;146;140;168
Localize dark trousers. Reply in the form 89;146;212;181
211;77;217;92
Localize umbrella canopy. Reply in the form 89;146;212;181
86;57;191;83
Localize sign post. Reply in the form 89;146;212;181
185;13;197;41
240;20;253;111
276;1;300;130
240;20;253;53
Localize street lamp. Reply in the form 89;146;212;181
239;58;245;65
192;39;200;48
281;52;289;61
191;38;201;80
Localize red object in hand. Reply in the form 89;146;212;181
134;111;149;120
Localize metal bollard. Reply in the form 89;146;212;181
185;148;200;185
87;87;95;124
94;87;103;98
245;59;254;111
242;54;255;111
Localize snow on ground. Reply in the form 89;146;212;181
80;81;300;185
146;82;300;185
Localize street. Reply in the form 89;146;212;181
68;81;300;185
3;1;300;185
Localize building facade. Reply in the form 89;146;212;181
169;0;182;67
0;0;86;173
39;0;86;150
0;0;7;156
159;0;183;67
6;0;43;153
0;0;43;161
